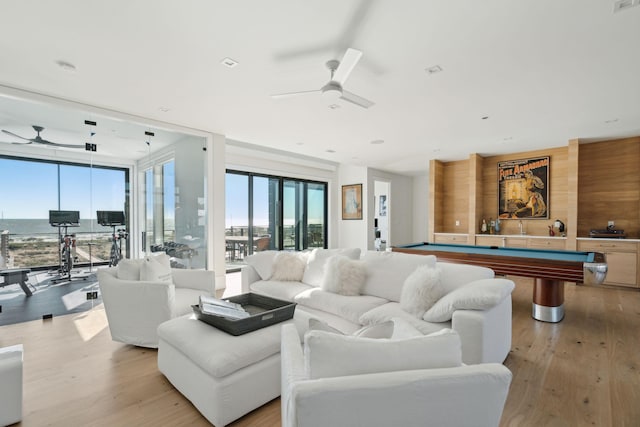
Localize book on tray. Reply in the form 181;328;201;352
199;295;249;319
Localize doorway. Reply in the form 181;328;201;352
374;180;390;250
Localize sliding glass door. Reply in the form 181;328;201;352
225;170;327;267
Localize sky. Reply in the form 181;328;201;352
0;157;126;219
225;173;325;227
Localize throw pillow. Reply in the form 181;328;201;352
140;255;173;283
302;248;361;287
321;255;366;296
116;259;141;280
423;278;515;322
244;250;279;280
304;328;462;379
400;265;446;318
271;251;307;281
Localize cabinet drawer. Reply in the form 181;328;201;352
506;238;528;248
475;236;503;247
434;234;468;244
577;240;638;253
527;238;566;250
604;251;638;287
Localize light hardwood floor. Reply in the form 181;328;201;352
1;276;638;427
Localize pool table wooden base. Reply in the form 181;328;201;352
533;278;565;322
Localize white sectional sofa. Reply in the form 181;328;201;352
242;248;515;364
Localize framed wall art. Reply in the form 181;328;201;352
498;156;549;219
342;184;363;220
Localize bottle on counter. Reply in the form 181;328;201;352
489;218;495;234
481;219;488;233
494;218;501;234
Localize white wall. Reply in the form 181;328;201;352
368;168;414;249
413;174;429;242
338;164;369;251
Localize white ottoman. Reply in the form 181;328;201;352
0;344;23;427
157;313;308;426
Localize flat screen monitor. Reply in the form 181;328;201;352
97;210;125;226
49;210;80;226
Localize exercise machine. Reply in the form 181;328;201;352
49;210;87;283
97;211;127;267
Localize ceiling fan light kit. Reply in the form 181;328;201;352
271;47;374;109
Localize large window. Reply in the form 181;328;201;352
0;155;128;269
225;170;327;267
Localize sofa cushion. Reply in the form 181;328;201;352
250;280;313;302
359;302;450;335
423;278;516;322
308;318;394;339
400;265;447;318
321;255;366;296
302;248;361;287
271;251;307;281
295;288;388;325
304;328;462;379
361;251;437;302
140;256;173;283
244;250;279;280
116;259;140;280
391;317;425;339
437;262;495;294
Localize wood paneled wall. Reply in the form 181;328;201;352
577;136;640;238
440;159;469;233
481;147;568;236
432;136;640;240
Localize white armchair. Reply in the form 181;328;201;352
0;344;23;427
280;324;512;427
97;265;215;348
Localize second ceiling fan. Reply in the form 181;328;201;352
271;48;374;109
1;125;85;149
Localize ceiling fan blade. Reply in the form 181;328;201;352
271;89;322;99
332;48;363;85
38;139;85;149
0;140;30;145
340;90;374;109
1;129;33;142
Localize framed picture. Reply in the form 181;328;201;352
379;195;387;216
342;184;363;220
498;156;550;219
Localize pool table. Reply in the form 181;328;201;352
392;242;608;323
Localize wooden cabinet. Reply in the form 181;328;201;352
527;238;566;250
577;240;639;288
475;235;528;248
434;234;469;244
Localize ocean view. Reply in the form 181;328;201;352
0;218;117;239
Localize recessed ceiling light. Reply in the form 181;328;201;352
328;104;340;109
296;142;304;146
220;57;239;68
370;139;384;145
433;148;441;153
55;60;77;73
159;106;170;112
326;149;336;153
425;65;443;74
604;118;619;123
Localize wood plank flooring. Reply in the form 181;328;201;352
0;276;638;427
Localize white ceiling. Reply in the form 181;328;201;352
0;0;639;174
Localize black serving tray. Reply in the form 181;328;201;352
192;293;296;336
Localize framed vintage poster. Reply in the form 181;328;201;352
498;156;549;219
342;184;363;220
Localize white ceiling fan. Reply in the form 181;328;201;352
271;48;374;109
1;125;84;148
